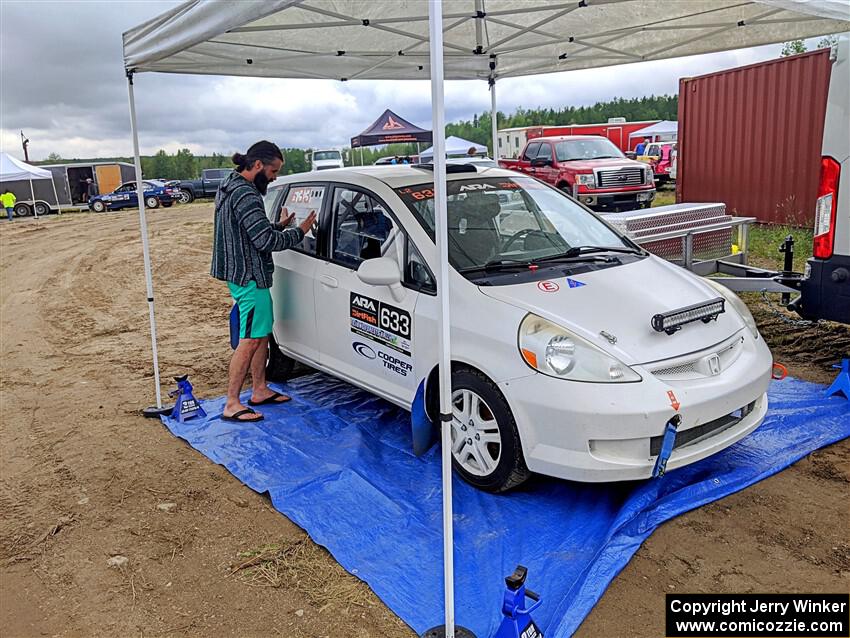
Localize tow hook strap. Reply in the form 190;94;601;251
652;414;682;478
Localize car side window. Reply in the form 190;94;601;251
536;143;553;162
281;184;325;255
331;187;396;269
522;142;541;161
405;237;435;294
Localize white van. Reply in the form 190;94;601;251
263;165;772;491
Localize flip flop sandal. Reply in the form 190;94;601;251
221;408;264;423
248;391;292;406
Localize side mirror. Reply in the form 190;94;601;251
624;151;637;160
304;153;310;163
356;257;405;302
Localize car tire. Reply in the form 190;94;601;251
179;189;194;204
91;200;107;213
448;368;530;492
266;335;296;382
13;203;32;217
145;196;159;209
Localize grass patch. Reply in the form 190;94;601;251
652;189;676;207
747;224;813;272
229;536;375;610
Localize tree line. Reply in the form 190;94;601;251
38;94;678;177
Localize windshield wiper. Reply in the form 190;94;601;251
588;155;621;159
458;258;531;274
569;245;644;256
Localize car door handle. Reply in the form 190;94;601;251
320;274;338;288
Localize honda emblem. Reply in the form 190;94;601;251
707;354;721;376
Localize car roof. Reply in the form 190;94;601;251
270;164;518;190
533;135;615;142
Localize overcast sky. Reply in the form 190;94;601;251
0;0;806;161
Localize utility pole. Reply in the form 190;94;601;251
21;131;30;162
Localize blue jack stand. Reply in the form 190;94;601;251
492;565;544;638
652;414;682;478
168;374;206;422
826;359;850;400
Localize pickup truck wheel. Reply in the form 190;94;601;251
449;368;530;492
90;200;107;213
266;335;296;382
144;196;159;209
178;189;194;204
13;203;32;217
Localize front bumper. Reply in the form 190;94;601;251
576;189;655;211
500;330;772;482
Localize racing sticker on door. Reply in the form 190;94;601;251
350;292;412;357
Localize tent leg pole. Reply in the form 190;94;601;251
427;2;465;637
51;178;61;214
127;73;163;410
490;79;498;159
29;179;38;219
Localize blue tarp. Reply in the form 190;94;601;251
162;374;849;637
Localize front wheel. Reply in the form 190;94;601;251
144;196;159;209
178;189;194;204
90;200;107;213
449;369;530;492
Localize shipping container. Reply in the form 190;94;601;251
676;48;833;226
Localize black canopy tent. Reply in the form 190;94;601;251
350;109;432;153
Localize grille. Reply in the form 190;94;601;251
650;337;743;380
649;401;757;455
597;167;645;187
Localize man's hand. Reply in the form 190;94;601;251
278;206;295;229
299;210;318;235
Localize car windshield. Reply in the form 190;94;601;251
314;151;341;161
555;138;624;161
395;176;633;272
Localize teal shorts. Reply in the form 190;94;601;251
228;281;273;339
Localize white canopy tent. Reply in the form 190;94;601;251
123;2;849;635
419;135;488;159
0;151;59;219
629;119;679;143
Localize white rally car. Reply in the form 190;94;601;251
262;165;773;492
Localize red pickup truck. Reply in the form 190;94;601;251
499;135;656;211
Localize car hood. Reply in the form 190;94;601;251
558;158;645;171
477;256;744;365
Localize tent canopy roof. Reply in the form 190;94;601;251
629;120;678;140
419;135;487;158
351;109;432;148
0;152;53;182
123;0;849;82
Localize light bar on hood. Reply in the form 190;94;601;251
651;297;725;335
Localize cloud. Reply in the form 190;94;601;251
0;1;806;161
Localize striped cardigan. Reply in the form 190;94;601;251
210;172;304;289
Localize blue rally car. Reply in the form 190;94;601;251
88;180;180;212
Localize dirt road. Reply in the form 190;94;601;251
1;206;847;637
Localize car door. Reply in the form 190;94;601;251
265;182;324;364
315;184;421;405
534;141;558;185
520;141;541;177
114;182;136;209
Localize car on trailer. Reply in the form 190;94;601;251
259;163;772;492
88;179;179;212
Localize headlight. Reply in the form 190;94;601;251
703;278;760;339
575;174;595;188
518;314;641;382
644;168;654;185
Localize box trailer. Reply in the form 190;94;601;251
676;48;833;226
497;120;660;159
0;161;136;215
